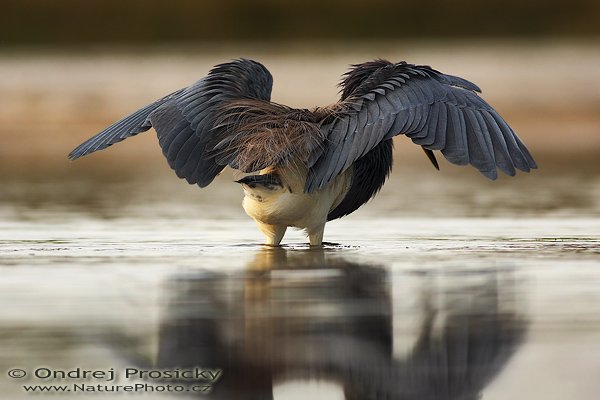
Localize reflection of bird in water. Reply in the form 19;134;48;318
69;59;536;246
155;248;526;399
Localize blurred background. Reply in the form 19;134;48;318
1;2;600;400
0;0;599;220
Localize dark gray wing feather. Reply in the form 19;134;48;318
68;88;185;160
327;139;394;221
306;61;536;192
68;59;274;187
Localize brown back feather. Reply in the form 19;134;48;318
210;99;328;173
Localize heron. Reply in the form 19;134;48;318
69;58;536;246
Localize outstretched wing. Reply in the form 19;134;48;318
67;88;185;159
306;60;537;192
69;59;276;187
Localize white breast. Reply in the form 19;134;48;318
240;164;352;230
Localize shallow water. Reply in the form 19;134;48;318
1;216;599;399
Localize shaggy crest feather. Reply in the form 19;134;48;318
210;99;326;172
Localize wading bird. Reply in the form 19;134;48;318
69;59;536;246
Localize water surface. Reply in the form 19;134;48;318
1;216;599;399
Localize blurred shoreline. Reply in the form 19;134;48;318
1;41;598;219
2;40;599;158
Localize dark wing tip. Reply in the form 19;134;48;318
481;169;499;180
422;148;440;170
67;136;118;161
66;88;186;162
67;143;92;161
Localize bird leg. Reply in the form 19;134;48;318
307;223;326;247
256;222;287;246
